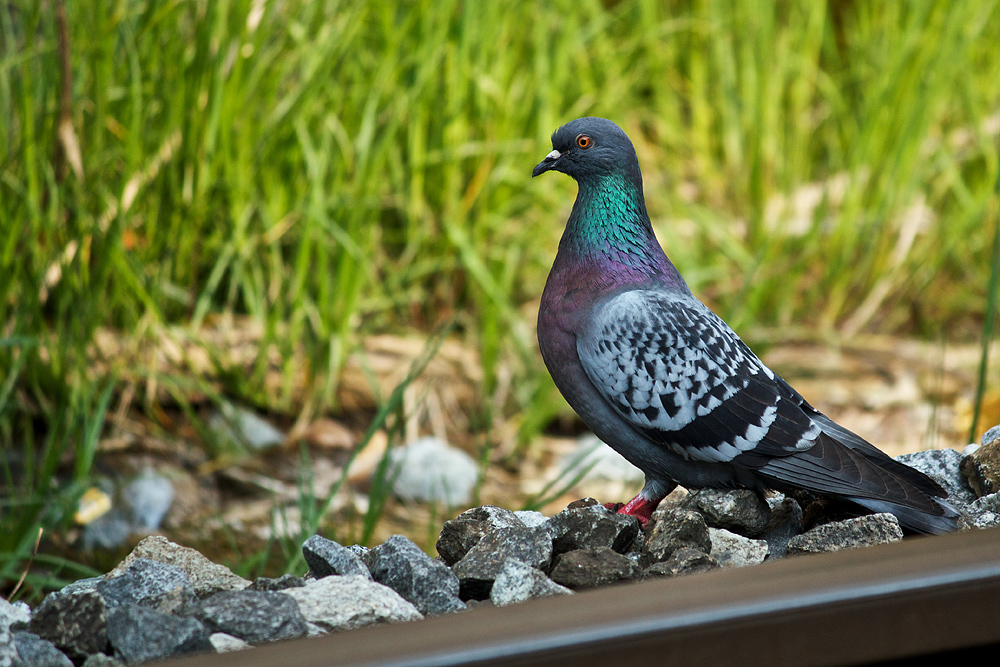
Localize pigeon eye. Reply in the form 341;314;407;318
576;134;592;149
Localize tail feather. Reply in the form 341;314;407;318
808;411;946;498
757;431;959;535
848;496;960;536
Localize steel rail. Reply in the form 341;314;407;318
172;525;1000;667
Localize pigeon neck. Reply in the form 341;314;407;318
562;172;685;287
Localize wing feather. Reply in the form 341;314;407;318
578;290;814;465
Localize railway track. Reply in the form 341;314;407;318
172;525;1000;667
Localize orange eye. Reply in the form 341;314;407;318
576;134;592;149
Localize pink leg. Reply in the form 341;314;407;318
604;492;663;527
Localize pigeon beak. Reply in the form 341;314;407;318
532;149;562;177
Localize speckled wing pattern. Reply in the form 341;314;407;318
577;289;822;466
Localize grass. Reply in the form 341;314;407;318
969;155;1000;442
1;0;999;596
243;326;445;579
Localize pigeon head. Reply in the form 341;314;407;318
531;117;677;281
532;117;640;182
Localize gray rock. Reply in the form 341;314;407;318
961;436;1000;498
451;525;552;600
564;497;602;509
0;598;30;629
544;505;639;557
982;424;1000;446
97;559;196;613
106;605;212;665
81;509;134;551
489;559;572;606
192;590;307;643
437;520;491;567
683;489;771;537
962;492;1000;529
387;437;479;506
57;577;102;597
761;496;803;559
209;402;285;451
347;545;373;568
896;449;976;505
107;536;250;597
708;528;769;567
29;589;107;659
283;575;422;633
787;513;903;555
639;508;711;568
209;633;251;653
436;506;524;566
369;535;464;615
621;520;647;565
81;653;123;667
13;633;72;667
548;547;641;589
302;535;372;580
249;574;306;592
643;547;719;578
121;469;174;531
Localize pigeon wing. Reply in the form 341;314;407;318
577;289;820;466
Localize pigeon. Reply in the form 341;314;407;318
533;117;958;535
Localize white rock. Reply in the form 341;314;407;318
387;437;478;506
209;633;251;653
965;492;1000;529
0;624;18;667
0;597;30;627
765;492;786;509
209;402;284;451
122;469;174;530
490;559;572;606
514;510;548;528
709;528;769;567
304;622;327;638
284;575;422;632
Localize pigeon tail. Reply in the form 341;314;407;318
846;496;960;535
755;431;959;535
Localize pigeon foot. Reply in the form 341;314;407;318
605;494;660;527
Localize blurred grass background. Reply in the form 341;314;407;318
2;0;999;595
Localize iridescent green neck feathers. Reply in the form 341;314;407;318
562;173;667;276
